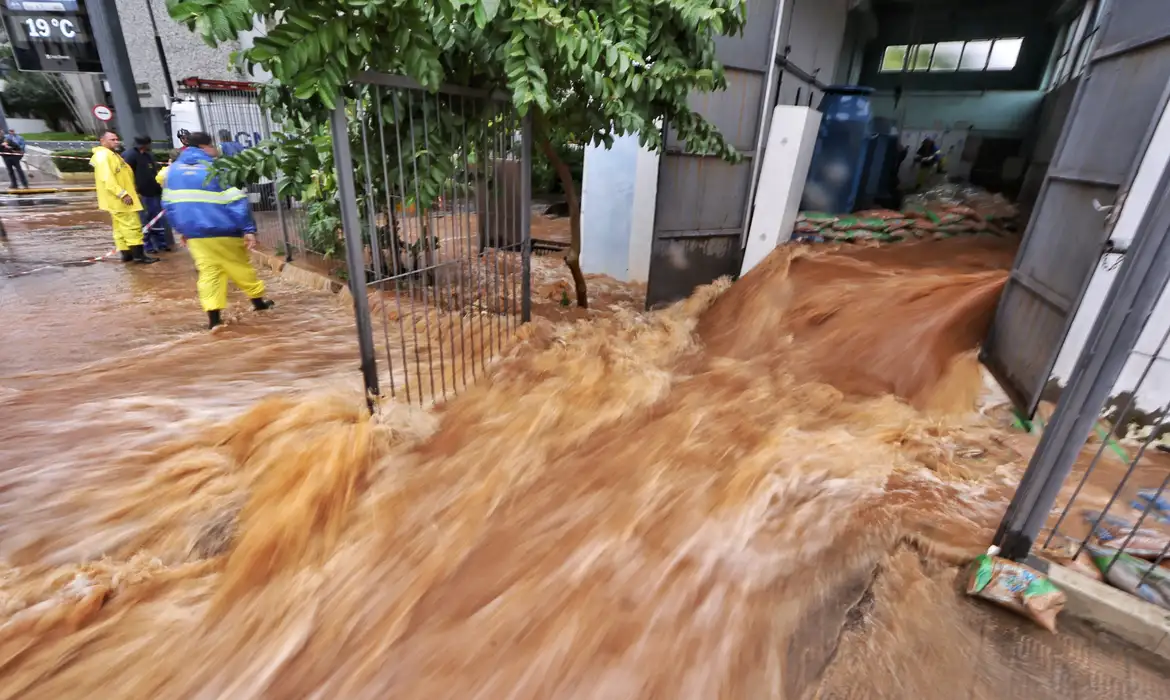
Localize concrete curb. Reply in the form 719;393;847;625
249;249;348;297
1033;557;1170;660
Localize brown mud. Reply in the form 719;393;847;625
1;219;1108;698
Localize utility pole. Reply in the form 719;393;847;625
86;0;146;139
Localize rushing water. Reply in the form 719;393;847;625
1;203;1073;698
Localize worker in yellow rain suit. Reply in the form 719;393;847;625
90;131;156;264
162;132;274;330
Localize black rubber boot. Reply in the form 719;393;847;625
251;298;276;311
131;244;158;264
120;249;134;262
208;309;223;330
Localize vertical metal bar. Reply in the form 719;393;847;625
492;105;504;357
376;86;412;403
521;112;533;323
393;91;425;405
358;95;386;281
435;97;462;395
392;90;424;404
1082;405;1170;566
420;92;448;401
406;91;438;404
1105;467;1170;576
459;96;481;382
1045;321;1170;549
452;94;471;389
994;164;1170;561
507;115;519;332
478;105;492;374
330;103;380;410
499;111;514;342
1136;533;1170;589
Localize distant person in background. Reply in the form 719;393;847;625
913;137;942;191
123;136;170;253
162;131;274;330
1;129;28;189
91;131;156;264
217;129;244;157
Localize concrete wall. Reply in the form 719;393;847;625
105;0;248;138
870;90;1044;137
1049;82;1170;420
7;118;49;133
580;134;659;283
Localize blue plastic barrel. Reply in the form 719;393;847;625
800;85;875;214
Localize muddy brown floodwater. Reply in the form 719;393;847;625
0;206;1164;699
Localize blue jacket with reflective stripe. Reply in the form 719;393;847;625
162;147;256;239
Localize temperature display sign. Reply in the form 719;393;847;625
1;0;99;73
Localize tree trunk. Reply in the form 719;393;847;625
538;134;588;309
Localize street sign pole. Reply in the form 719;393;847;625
84;0;144;139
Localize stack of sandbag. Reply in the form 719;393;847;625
792;183;1021;244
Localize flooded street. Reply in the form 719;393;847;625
1;200;1168;698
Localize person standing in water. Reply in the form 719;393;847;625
162;131;274;330
91;131;157;264
123;136;171;253
0;128;28;189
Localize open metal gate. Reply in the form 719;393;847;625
982;0;1170;416
330;73;532;407
643;0;784;308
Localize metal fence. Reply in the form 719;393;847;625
329;73;532;407
994;163;1170;608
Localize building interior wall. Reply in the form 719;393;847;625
854;0;1066;195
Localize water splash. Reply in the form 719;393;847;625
0;234;1033;698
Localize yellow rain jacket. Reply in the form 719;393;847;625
90;146;142;213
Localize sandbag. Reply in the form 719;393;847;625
854;209;904;220
966;554;1066;632
1087;546;1170;609
1084;509;1170;559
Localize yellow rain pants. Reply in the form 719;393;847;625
186;236;265;312
111;211;144;251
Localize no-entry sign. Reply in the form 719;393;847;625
91;104;111;122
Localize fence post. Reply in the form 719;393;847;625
994;164;1170;560
330;103;381;410
520;113;532;323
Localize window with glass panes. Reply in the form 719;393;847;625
879;37;1024;74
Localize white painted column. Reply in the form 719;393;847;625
739;105;822;276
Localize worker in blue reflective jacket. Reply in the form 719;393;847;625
162;131;275;330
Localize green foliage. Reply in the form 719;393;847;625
166;0;744;169
1;71;76;131
51;149;94;173
167;0;746;288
